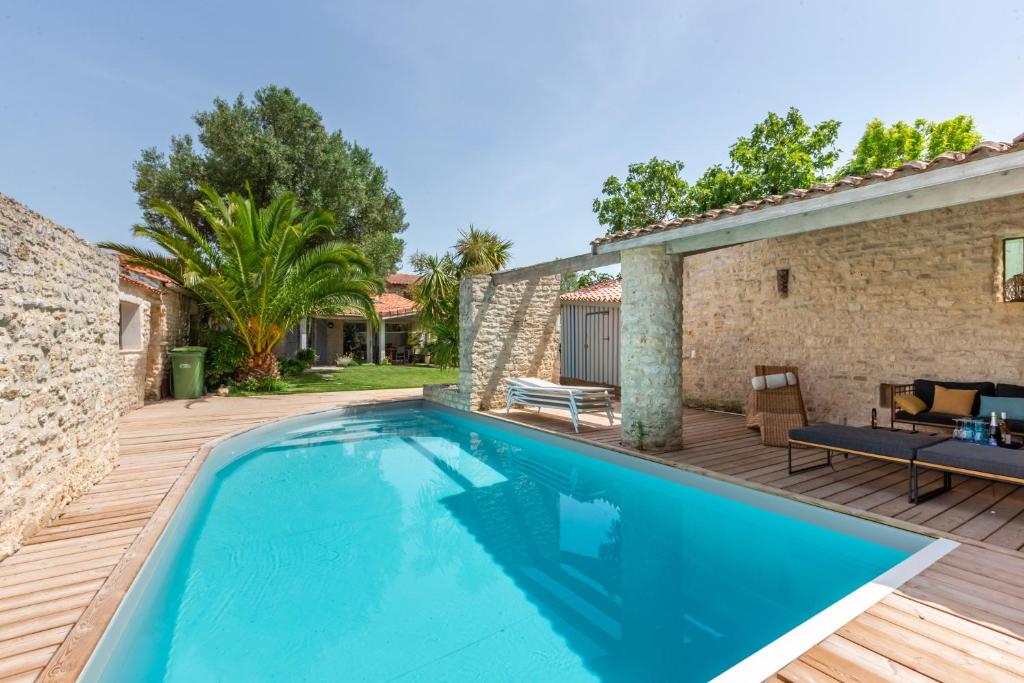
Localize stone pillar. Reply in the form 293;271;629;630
298;318;308;350
620;245;684;449
379;320;386;363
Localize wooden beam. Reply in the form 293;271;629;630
490;251;620;285
590;150;1024;256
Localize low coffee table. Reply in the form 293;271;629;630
912;439;1024;503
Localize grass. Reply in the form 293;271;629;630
242;364;458;395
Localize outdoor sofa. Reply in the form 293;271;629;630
505;378;615;433
890;379;1024;436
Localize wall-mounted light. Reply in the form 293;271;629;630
776;268;790;297
327;321;335;329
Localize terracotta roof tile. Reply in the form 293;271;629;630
385;273;421;286
373;292;419;317
559;279;622;303
591;132;1024;248
118;256;179;285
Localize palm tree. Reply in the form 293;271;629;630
454;225;513;276
101;186;382;380
410;226;513;368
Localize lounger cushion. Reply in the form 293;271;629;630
894;411;959;428
913;379;994;415
917;440;1024;480
789;424;948;461
996;383;1024;399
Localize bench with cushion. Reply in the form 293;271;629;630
912;439;1024;503
787;424;949;488
891;379;1024;436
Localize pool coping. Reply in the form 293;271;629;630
37;398;1011;681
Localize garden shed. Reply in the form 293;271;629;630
559;279;621;388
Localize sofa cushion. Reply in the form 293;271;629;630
978;395;1024;421
917;440;1024;480
789;424;948;461
894;411;959;427
932;386;978;417
913;379;994;415
996;383;1024;399
894;394;927;415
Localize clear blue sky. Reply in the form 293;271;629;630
2;1;1022;270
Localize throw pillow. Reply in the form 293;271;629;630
931;386;977;416
894;394;927;415
978;395;1024;421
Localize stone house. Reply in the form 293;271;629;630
441;135;1024;451
116;260;194;414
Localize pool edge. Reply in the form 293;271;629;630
44;399;1014;682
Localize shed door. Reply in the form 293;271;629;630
584;311;610;383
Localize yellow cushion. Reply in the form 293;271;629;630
894;394;927;415
931;386;977;417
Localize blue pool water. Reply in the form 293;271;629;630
85;406;927;682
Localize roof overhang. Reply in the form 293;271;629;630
593;149;1024;257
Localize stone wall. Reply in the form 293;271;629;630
0;194;120;558
682;195;1024;425
458;274;561;410
620;246;684;449
423;383;465;410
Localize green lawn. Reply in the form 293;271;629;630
252;364;458;394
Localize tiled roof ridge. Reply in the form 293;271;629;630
592;135;1024;247
559;278;622;303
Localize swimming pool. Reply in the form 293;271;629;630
82;403;952;682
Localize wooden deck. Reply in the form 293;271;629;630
0;393;1022;681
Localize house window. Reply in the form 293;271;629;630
1005;238;1024;302
119;300;143;350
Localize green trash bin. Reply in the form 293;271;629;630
169;346;207;399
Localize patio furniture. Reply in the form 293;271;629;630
506;377;614;433
746;365;808;447
788;424;949;502
911;439;1024;503
891;379;1024;436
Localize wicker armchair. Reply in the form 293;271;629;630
746;365;809;447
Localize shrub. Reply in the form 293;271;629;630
335;354;357;367
277;357;307;378
295;348;318;368
231;376;287;393
190;327;246;389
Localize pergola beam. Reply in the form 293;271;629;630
490;250;620;285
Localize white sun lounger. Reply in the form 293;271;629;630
505;377;615;433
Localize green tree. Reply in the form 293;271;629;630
560;269;616;293
593;158;694;233
690;107;841;211
837;115;982;177
410;227;513;368
102;186;381;380
133;86;407;275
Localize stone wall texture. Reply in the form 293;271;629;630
459;274;561;410
682;195;1024;425
0;194;120;558
116;279;191;415
620;246;684;449
422;383;465;410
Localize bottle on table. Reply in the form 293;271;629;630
989;412;999;446
998;412;1012;447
